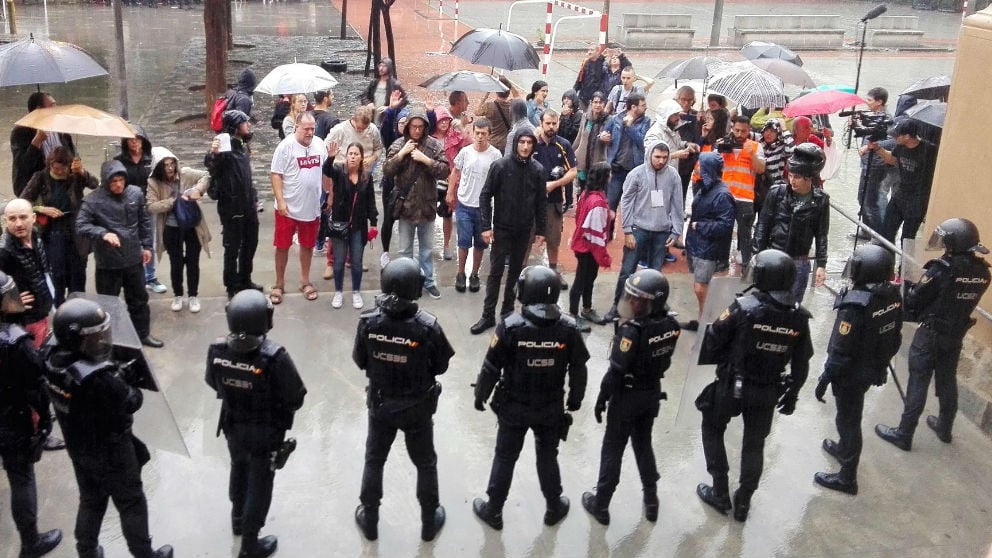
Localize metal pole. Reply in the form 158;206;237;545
709;0;725;47
602;0;610;43
888;363;906;403
844;21;870;148
340;0;347;40
113;0;129;120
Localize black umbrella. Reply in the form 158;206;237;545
655;56;731;81
741;41;804;67
900;75;951;100
448;27;540;71
904;100;946;129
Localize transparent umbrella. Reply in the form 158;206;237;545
0;33;108;90
707;63;786;109
254;63;338;95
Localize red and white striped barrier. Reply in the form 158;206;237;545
508;0;608;76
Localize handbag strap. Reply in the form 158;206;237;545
346;189;358;227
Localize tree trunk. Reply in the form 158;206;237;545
226;0;234;51
205;0;229;114
113;0;129;119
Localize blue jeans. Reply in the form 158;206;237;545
456;206;488;249
144;234;158;284
613;227;668;305
792;258;812;304
331;229;366;292
607;168;630;211
397;219;436;288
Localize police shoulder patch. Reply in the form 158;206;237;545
619;338;633;352
718;308;730;321
490;334;499;348
838;321;851;335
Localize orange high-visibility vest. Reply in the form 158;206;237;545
722;141;759;202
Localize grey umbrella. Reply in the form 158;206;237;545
900;75;951;100
904;100;946;129
0;33;108;90
748;58;815;88
741;40;804;67
655;56;732;81
448;27;540;71
419;70;509;93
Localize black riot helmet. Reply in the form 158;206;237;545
52;298;113;362
787;142;826;178
0;271;26;316
752;249;796;306
929;217;990;255
849;244;894;286
226;290;273;353
379;257;423;318
517;265;561;321
618;269;670;320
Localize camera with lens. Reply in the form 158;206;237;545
716;132;741;154
549;165;566;180
844;110;890;142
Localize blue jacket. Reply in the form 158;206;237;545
685;152;736;262
604;111;651;171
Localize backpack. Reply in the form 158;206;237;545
271;98;290;139
210;93;230;132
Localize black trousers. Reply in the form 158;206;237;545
701;384;776;494
45;228;87;307
485;414;562;510
381;178;396;253
593;391;660;506
734;200;755;266
831;381;869;482
69;441;154;558
899;326;963;436
880;198;923;244
360;407;439;514
221;214;259;294
94;264;150;339
226;425;282;535
0;441;38;544
569;251;599;315
482;230;530;320
162;225;202;297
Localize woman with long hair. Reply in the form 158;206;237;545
322;142;378;309
526;80;550;126
281;93;309;138
569;162;612;330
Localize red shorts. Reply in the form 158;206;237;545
273;213;320;249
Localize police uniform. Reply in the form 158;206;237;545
352;304;454;528
820;282;902;485
699;290;812;517
474;310;589;520
592;313;680;515
895;253;990;441
45;350;158;558
0;323;57;552
205;337;306;543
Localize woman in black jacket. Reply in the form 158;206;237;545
322;142;378;310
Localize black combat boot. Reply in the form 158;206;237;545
643;486;660;523
544;495;570;526
875;424;912;451
926;415;952;443
581;491;610;525
239;532;277;558
19;528;61;558
152;545;174;558
696;482;731;515
813;471;859;495
77;545;104;558
472;498;504;530
732;488;752;522
421;505;446;542
355;505;379;541
821;438;842;462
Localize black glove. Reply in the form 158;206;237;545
777;392;797;416
594;392;608;423
814;375;830;403
474;398;486;412
566;397;581;412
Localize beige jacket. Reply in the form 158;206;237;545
146;146;212;262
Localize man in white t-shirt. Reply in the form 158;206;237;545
445;118;503;293
269;112;327;304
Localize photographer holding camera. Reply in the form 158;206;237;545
869;119;938;245
715;116;765;270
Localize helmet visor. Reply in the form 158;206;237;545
927;227;990;254
79;317;113;362
0;278;25;314
618;291;651;320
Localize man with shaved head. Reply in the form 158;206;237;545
0;199;54;347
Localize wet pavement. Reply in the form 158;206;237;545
2;2;992;557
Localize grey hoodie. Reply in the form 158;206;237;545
76;160;153;270
619;140;684;238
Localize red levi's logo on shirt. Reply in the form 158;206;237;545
296;155;322;169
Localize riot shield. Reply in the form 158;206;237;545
63;293;189;457
675;275;745;428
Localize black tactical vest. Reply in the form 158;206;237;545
44;358;129;447
922;255;991;336
208;338;284;428
610;316;680;391
502;313;574;406
734;294;809;384
361;309;440;398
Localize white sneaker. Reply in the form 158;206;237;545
352;292;364;309
332;291;344;308
380;252;391;269
188;296;201;313
170;296;183;312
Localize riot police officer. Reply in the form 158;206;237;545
472;265;589;530
0;271;62;558
206;289;306;558
352;257;454;542
696;249;813;522
814;244;902;494
44;298;174;558
582;269;680;526
876;217;991;450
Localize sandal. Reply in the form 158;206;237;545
269;285;284;305
300;283;319;301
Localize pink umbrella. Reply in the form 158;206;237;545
783;90;866;117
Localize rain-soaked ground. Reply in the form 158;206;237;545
2;1;992;557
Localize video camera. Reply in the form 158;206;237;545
716;132;741;154
840;110;890;143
